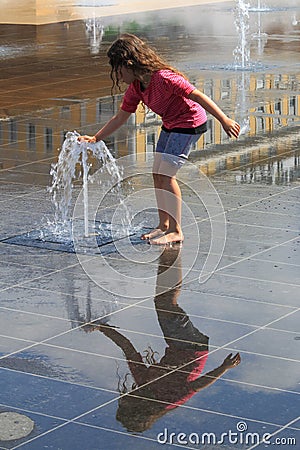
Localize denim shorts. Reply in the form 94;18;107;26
156;129;203;168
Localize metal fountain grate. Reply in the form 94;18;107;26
1;222;150;255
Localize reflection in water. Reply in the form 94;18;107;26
86;248;241;432
1;75;298;186
235;153;300;184
197;127;300;183
0;4;299;190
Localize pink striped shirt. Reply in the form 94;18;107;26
121;69;207;130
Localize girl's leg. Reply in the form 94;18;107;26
141;131;200;244
142;153;183;243
141;153;170;240
150;160;183;245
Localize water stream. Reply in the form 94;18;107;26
47;131;127;242
232;0;250;136
234;0;250;70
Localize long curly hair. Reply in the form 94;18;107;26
107;33;186;92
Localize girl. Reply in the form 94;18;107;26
80;33;240;245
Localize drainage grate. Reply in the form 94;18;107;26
1;222;150;255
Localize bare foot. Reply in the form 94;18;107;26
149;231;183;246
141;228;166;240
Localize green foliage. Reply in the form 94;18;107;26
103;20;152;41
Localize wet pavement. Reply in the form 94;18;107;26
0;1;300;449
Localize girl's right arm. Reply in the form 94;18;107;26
188;89;240;138
79;109;131;143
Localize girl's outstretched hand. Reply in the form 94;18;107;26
222;118;240;139
78;135;96;143
222;352;241;368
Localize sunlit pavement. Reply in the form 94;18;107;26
0;1;299;449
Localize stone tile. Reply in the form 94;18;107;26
136;292;296;328
0;407;66;450
183;271;300;307
0;336;34;358
226;328;300;361
0;285;124;324
0;242;80;269
16;422;162;450
219;258;300;285
0;261;53;286
77;399;297;449
0;344;128;392
0;368;117;421
0;308;74;342
268;310;300;333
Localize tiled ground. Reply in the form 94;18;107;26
1;1;300;449
0;173;299;450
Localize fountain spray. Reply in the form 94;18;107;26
233;0;251;136
233;0;250;70
48;131;122;238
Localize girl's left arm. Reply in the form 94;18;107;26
190;352;241;392
187;89;240;138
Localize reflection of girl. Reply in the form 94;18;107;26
97;313;240;433
80;34;240;245
90;249;240;432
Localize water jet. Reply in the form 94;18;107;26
48;130;123;240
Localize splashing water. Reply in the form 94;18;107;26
233;0;251;136
235;71;250;135
233;0;250;70
47;131;129;240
